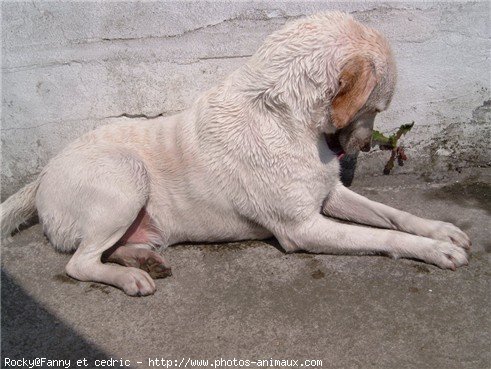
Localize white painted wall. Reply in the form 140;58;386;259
2;1;490;198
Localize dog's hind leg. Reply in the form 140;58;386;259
103;207;172;279
51;151;159;296
66;231;157;296
64;202;158;296
104;244;172;279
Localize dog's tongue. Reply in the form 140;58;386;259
324;134;345;160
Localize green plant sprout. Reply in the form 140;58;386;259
371;122;414;175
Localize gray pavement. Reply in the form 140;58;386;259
1;169;490;369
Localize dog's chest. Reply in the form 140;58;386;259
293;158;339;203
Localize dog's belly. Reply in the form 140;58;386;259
120;204;272;247
145;199;273;246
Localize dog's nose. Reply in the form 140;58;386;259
360;141;372;152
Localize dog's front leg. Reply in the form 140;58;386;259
276;214;468;270
322;183;471;250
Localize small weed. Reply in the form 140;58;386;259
372;122;414;174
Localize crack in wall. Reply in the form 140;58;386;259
198;54;253;61
108;113;165;120
1;110;184;132
105;111;184;120
4;11;297;51
4;54;254;73
5;3;487;72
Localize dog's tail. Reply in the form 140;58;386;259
1;178;40;239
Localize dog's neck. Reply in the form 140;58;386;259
231;64;332;139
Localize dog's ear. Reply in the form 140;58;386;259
331;56;377;129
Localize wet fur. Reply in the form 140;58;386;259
1;12;470;296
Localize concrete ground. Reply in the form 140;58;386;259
1;168;490;369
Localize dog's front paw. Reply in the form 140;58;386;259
423;240;469;270
426;221;471;251
118;267;156;296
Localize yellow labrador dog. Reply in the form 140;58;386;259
1;12;470;296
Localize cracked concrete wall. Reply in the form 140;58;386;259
2;1;490;199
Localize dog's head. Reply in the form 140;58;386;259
325;44;396;157
318;14;397;156
245;12;396;156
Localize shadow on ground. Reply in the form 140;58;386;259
1;270;118;366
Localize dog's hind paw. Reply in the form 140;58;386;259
118;267;156;296
105;245;172;279
141;256;172;279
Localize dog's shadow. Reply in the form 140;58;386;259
339;153;358;187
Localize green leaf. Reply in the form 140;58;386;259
387;135;397;149
398;122;414;136
372;122;415;174
372;130;390;145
